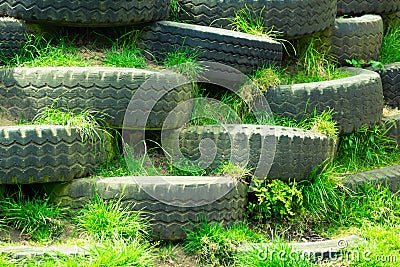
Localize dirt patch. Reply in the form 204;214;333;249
0;116;17;126
383;106;400;117
155;246;206;267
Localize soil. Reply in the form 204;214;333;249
383;106;400;117
154;246;206;267
0;116;17;126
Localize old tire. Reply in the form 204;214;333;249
343;165;400;193
383;114;400;146
0;125;105;184
164;124;336;181
0;67;192;129
0;0;169;26
326;15;383;65
138;21;282;74
177;0;337;39
48;176;247;241
337;0;400;16
265;67;384;134
372;63;400;109
383;11;400;28
0;17;29;58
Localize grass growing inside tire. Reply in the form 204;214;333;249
29;106;111;143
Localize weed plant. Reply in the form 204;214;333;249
75;195;150;242
0;238;155;266
248;179;304;221
1;33;92;67
31;106;112;146
334;124;400;173
0;191;65;242
379;23;400;64
103;30;147;68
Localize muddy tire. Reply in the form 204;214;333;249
372;63;400;109
344;165;400;193
0;0;169;26
337;0;400;16
164;124;336;181
48;176;247;240
177;0;337;39
325;15;383;65
0;67;192;129
0;125;106;184
265;67;384;134
138;21;282;74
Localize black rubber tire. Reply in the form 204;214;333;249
265;67;384;134
165;124;336;181
383;114;400;146
0;17;29;58
343;165;400;193
325;15;383;65
0;67;192;130
177;0;337;39
138;21;283;74
0;0;169;27
371;63;400;109
0;125;105;184
337;0;400;16
47;176;247;241
383;11;400;28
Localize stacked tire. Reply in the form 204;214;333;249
0;0;398;241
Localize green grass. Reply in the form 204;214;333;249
379;24;400;64
190;87;339;138
184;221;266;266
103;31;147;69
236;242;314;267
0;192;65;242
74;195;150;242
226;5;281;40
251;43;349;88
334;124;400;173
1;33;93;67
29;106;113;152
0;238;155;267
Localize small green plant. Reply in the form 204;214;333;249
345;58;385;70
31;106;111;144
236;242;314;267
168;0;185;22
156;242;179;264
184;220;238;266
88;238;155;267
1;33;92;67
335;124;400;173
213;161;252;181
379;23;400;64
75;195;150;241
250;66;282;92
225;5;295;54
0;191;65;241
248;179;304;220
301;164;347;222
2;238;155;266
104;30;147;68
227;5;280;39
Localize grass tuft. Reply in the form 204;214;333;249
0;191;65;242
75;195;150;242
379;24;400;64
